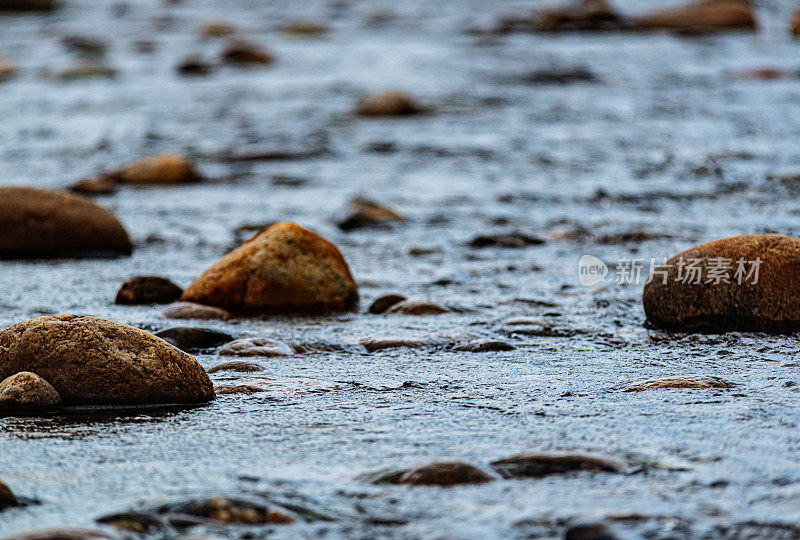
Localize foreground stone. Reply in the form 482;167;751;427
490;452;623;478
624;376;734;391
155;497;294;524
398;461;496;487
642;234;800;332
163;302;230;321
5;529;118;540
0;478;17;509
181;222;359;315
218;337;293;357
0;315;214;406
103;153;202;185
368;294;406;314
0;371;61;413
115;276;183;305
0;187;132;258
384;300;452;315
634;0;755;32
336;197;404;231
154;327;234;352
356;90;423;117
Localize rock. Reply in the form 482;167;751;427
356;468;408;485
792;7;800;37
69;176;118;195
105;153;202;185
453;340;515;352
642;234;800;332
519;67;597;84
221;40;273;66
564;522;620;540
49;62;116;80
0;0;57;11
155;497;294;524
336;197;404;231
360;338;426;352
733;67;791;81
181;222;359;315
384;300;452;315
115;276;183;305
633;0;755;33
490;453;623;479
200;20;236;38
533;0;628;32
368;294;406;314
0;315;214;406
163;302;230;321
153;327;234;353
398;461;496;487
218;337;293;357
280;21;328;36
177;55;213;76
207;360;265;373
356;90;423;117
470;232;545;248
0;371;61;413
61;35;108;57
5;530;118;540
0;57;18;81
0;478;17;509
624;376;734;391
96;513;165;534
0;187;132;258
215;384;267;395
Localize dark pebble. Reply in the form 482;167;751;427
115;276;183;305
453;340;516;352
470;232;545;248
368;294;406;314
154;327;234;352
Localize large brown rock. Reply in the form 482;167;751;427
642;235;800;332
0;187;132;258
634;0;755;32
0;315;214;406
181;222;359;315
0;371;61;413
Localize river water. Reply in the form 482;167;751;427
1;0;800;538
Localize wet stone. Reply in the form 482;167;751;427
564;521;620;540
177;55;213;76
336;197;404;231
360;338;427;352
69;176;117;195
368;294;406;314
5;529;118;540
0;371;61;413
200;20;236;38
624;376;734;391
398;461;496;487
104;153;203;185
0;56;18;81
221;40;273;66
490;453;623;479
154;497;295;524
356;90;423;117
452;340;516;352
0;0;57;11
115;276;183;305
48;62;116;81
0;478;17;509
207;361;265;374
519;67;597;84
469;232;545;248
280;21;328;36
96;513;165;534
215;384;268;395
153;327;234;353
384;300;452;315
218;337;293;357
163;302;230;321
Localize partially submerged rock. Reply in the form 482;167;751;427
0;315;214;406
155;497;294;524
48;62;116;81
221;40;273;66
642;234;800;332
69;176;118;195
384;300;452;315
163;302;230;321
0;478;17;509
0;57;18;81
280;21;328;36
115;276;183;305
490;452;623;478
633;0;756;33
177;54;213;76
792;7;800;37
207;360;265;374
470;232;545;248
336;197;404;231
624;376;734;391
360;338;427;352
5;529;118;540
153;327;234;352
368;294;406;314
103;153;202;185
215;384;267;395
453;340;515;352
0;371;61;413
96;513;166;534
533;0;627;32
356;90;423;117
181;222;359;315
200;20;236;38
0;187;132;258
0;0;57;11
398;461;496;487
217;337;293;357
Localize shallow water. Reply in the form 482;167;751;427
2;0;800;538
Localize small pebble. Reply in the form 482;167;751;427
163;302;230;321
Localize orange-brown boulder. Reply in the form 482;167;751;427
634;0;755;32
181;222;359;315
643;234;800;332
0;187;131;258
0;315;214;406
106;153;202;185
